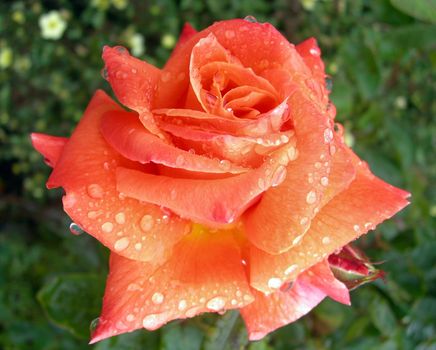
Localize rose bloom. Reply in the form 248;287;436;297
31;19;410;342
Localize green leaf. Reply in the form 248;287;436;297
204;311;239;350
369;294;398;336
37;274;105;339
390;0;436;24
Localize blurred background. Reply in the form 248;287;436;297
0;0;435;349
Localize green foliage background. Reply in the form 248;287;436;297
1;0;435;349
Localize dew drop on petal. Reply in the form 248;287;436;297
320;176;329;186
114;237;130;251
126;314;135;322
292;234;304;246
142;314;164;330
268;277;282;289
101;222;114;233
322;236;331;245
115;212;126;225
353;224;360;232
287;146;297;161
300;217;309;225
284;264;298;276
324;128;334;143
206;296;226;311
140;214;154;232
244;15;258;23
87;184;104;199
90;318;100;333
225;30;235;39
306;190;317;204
151;292;164;305
134;242;142;251
178;300;187;311
69;222;84;236
271;165;287;187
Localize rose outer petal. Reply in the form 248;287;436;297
90;229;254;344
244;88;335;255
249;160;410;294
169;23;198;59
47;91;191;263
116;140;297;226
30;133;68;167
296;38;329;104
100;109;249;174
240;260;349;341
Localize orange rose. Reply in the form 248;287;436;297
32;19;410;342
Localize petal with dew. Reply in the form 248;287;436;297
244;88;334;255
90;228;254;344
241;260;349;341
31;133;68;168
101;109;249;174
47;90;191;264
249;160;410;294
116;140;296;226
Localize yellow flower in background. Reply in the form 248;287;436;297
128;33;145;56
39;11;67;40
111;0;128;10
161;33;176;49
0;47;13;69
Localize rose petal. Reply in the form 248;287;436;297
100;109;249;174
90;228;254;344
240;260;349;341
244;89;335;254
102;46;165;137
155;19;310;109
30;133;68;167
249;161;410;293
159;122;295;167
47;91;191;263
154;98;290;137
116;140;296;226
296;37;328;103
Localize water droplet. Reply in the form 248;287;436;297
329;144;336;155
101;68;108;80
325;76;333;92
244;15;258;23
309;47;321;56
116;46;128;54
268;277;282;289
257;178;266;190
284;264;298;276
126;314;135;322
134;242;142;251
320;176;329;186
271;165;287;187
178;299;187;311
115;212;126;225
306;191;317;204
322;236;331;245
292;234;304;246
161;71;171;82
101;222;114;233
140;214;154;232
353;224;360;232
151;292;164;304
114;237;130;251
90;318;100;333
206;296;226;311
69;222;84;236
300;217;309;225
280;135;289;143
219;159;231;170
87;184;104;199
315;162;322;169
88;210;103;219
127;283;141;291
142;314;164;330
225;30;235;39
324;128;333;143
176;155;184;166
